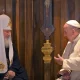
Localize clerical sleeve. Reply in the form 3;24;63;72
62;40;80;71
9;46;21;73
8;46;28;80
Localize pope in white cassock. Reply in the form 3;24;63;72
54;20;80;80
0;14;28;80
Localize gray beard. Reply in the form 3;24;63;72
4;38;10;48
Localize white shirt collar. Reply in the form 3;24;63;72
73;34;80;42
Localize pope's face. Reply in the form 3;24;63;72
63;24;74;41
3;30;11;39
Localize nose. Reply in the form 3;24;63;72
4;32;11;38
7;32;11;36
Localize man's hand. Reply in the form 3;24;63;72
54;54;64;65
4;70;15;79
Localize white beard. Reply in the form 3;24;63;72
4;37;10;48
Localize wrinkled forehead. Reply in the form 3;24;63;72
63;24;73;32
64;23;73;29
3;30;11;32
63;23;70;29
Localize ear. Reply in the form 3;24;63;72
72;28;76;34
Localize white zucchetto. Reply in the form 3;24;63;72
66;20;80;28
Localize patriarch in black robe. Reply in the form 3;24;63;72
0;14;28;80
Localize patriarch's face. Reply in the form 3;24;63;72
3;30;11;47
3;30;11;39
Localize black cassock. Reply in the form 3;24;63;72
0;46;28;80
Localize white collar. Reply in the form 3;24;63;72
73;34;80;42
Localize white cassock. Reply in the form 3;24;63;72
57;34;80;80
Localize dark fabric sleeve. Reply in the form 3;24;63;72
9;46;21;72
8;45;28;80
